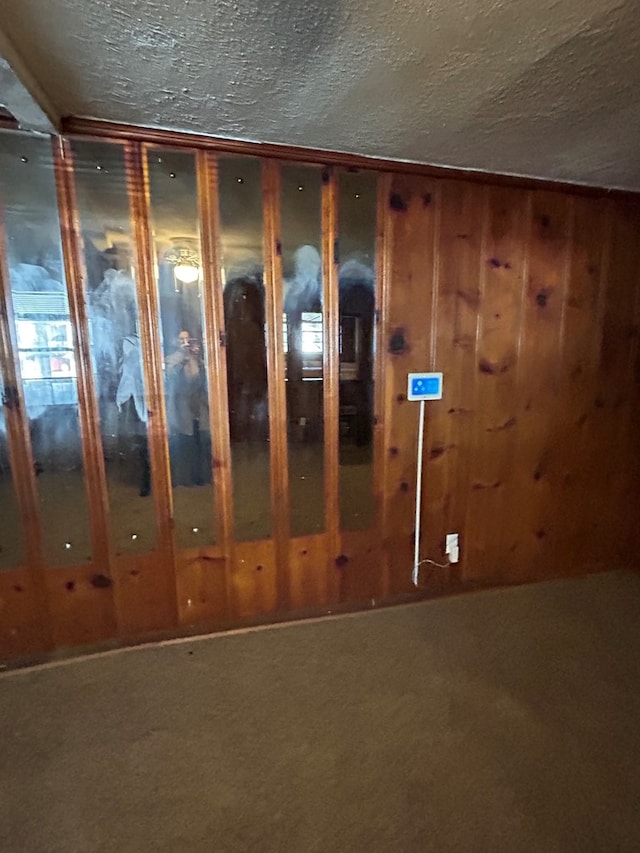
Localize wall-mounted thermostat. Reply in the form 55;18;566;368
407;372;443;401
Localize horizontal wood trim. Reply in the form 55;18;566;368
61;117;640;201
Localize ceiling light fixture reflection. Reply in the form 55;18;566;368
165;243;201;286
174;264;200;284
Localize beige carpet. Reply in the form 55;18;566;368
2;571;640;852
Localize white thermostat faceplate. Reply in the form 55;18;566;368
407;372;443;401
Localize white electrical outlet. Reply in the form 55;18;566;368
445;533;460;564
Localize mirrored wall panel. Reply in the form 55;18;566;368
72;140;157;556
338;170;377;530
280;164;324;536
218;155;271;541
147;147;215;549
0;131;92;566
0;365;24;570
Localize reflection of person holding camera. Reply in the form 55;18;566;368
166;330;210;486
166;330;202;379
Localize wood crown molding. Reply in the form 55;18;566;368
60;116;640;201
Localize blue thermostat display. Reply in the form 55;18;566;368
407;372;443;401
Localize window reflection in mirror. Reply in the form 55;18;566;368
0;131;92;566
147;148;215;548
218;155;272;541
338;170;377;530
0;364;24;570
281;165;324;536
72;139;157;556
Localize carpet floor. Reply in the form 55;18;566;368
1;570;640;852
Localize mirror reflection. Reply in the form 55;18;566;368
338;170;377;531
0;132;381;569
0;365;24;570
281;165;325;536
0;131;92;566
72;140;157;555
147;148;215;548
218;155;272;541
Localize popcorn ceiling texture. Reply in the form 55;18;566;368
1;0;639;188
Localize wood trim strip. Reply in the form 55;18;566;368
322;167;340;560
372;173;392;538
373;172;393;596
61;118;640;201
196;150;235;586
53;137;112;575
262;158;290;609
124;141;178;615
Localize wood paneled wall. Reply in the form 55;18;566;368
385;177;640;592
1;130;639;665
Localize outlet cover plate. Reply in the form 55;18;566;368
445;533;459;553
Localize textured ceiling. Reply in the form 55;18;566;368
1;0;639;189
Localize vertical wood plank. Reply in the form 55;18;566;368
123;141;178;630
552;197;610;572
593;199;640;567
322;166;341;599
337;529;381;603
262;158;290;610
289;533;329;610
0;571;50;659
382;174;438;595
195;149;234;617
44;565;119;649
627;207;640;562
420;180;487;588
508;190;573;582
372;173;392;535
463;186;531;583
232;538;278;618
174;551;228;627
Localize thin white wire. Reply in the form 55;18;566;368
412;399;426;586
413;397;452;582
416;557;451;570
